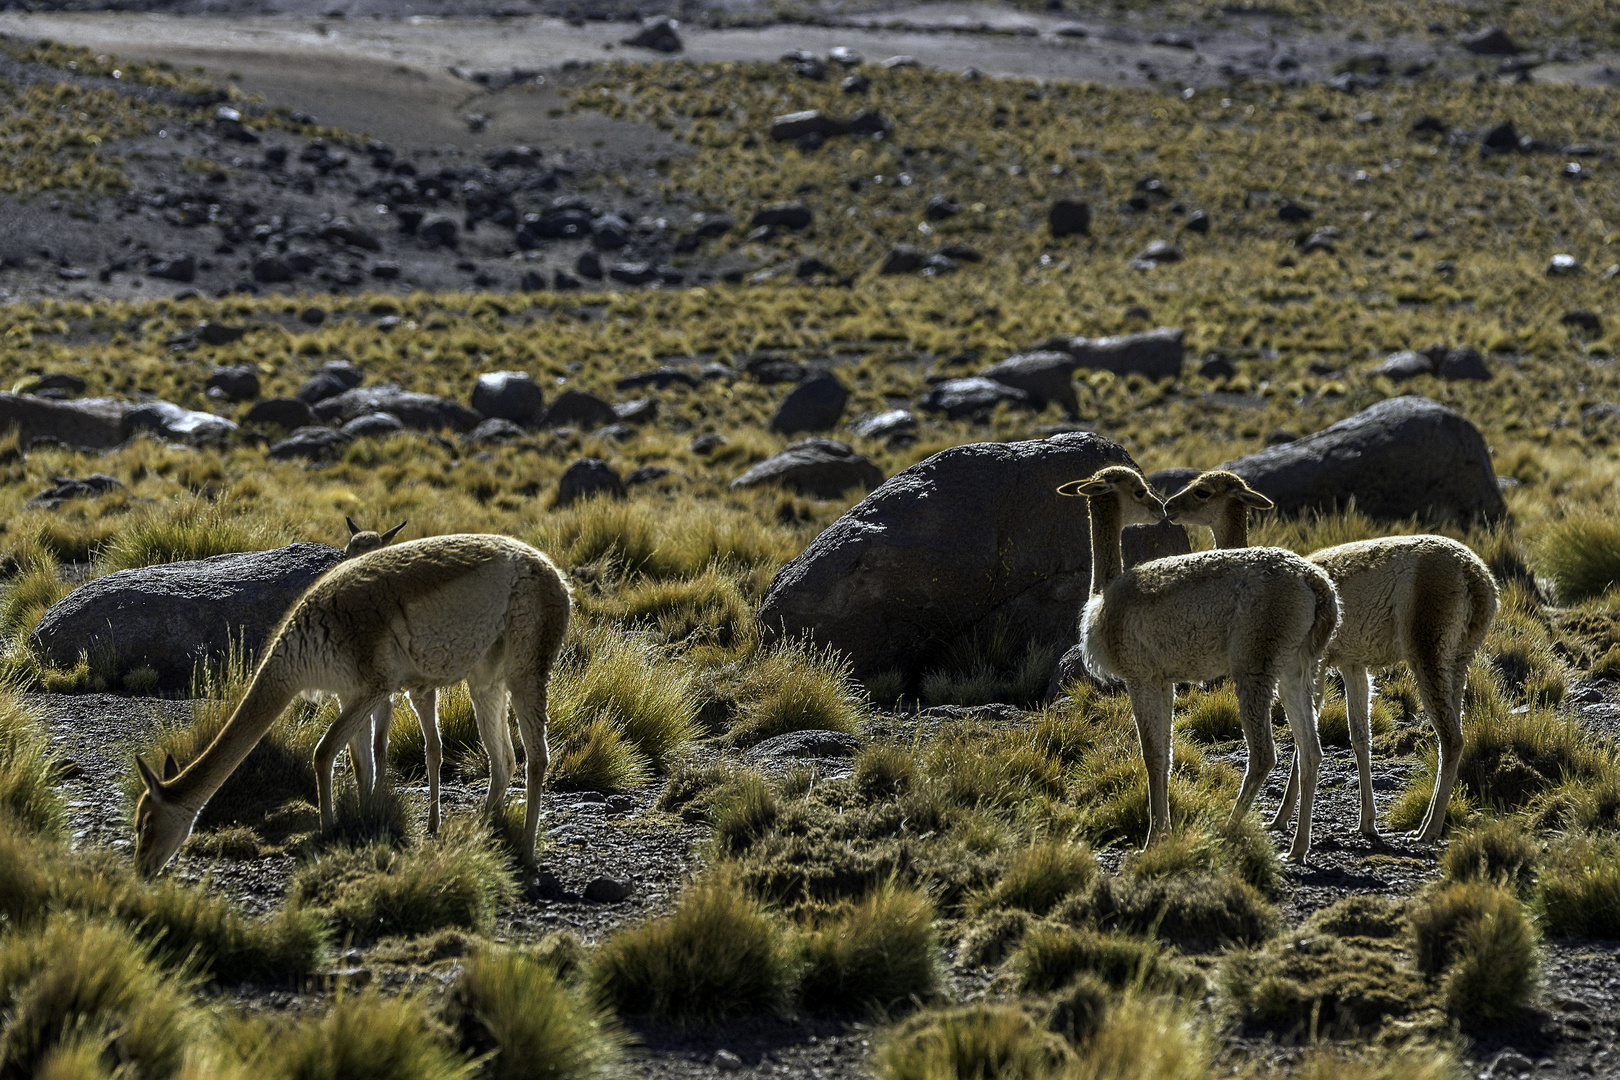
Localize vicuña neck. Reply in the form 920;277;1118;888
167;654;298;809
1213;502;1250;549
1088;493;1124;597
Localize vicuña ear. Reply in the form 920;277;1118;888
1056;479;1101;497
135;755;168;798
346;516;362;536
163;754;180;781
380;520;408;544
1235;488;1275;510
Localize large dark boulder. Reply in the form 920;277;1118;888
770;374;848;435
244;398;320;430
542;389;618;429
123;401;238;447
920;377;1031;420
1040;327;1185;380
1216;396;1506;523
296;362;364;404
0;393;127;450
556;458;625;506
30;543;345;690
981;351;1081;417
730;439;883;498
757;433;1190;680
313;385;481;432
471;371;545;424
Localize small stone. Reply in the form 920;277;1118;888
925;194;961;220
1183;209;1210;233
689;432;727;454
1489;1050;1534;1077
1464;25;1520;55
828;45;862;65
1132;240;1181;264
1277;200;1313;222
1368;350;1434;381
1198;354;1236;378
1048;197;1091;237
556;458;625;506
205;365;260;402
1438;346;1491;381
583;876;633;903
714;1050;744;1071
1548;253;1580;276
621;15;682;52
1562;309;1602;331
750;202;813;230
880;245;928;274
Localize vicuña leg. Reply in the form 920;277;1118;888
1128;682;1175;849
1276;663;1323;861
508;677;551;867
407;689;442;835
1340;665;1378;836
1233;679;1279;821
468;680;514;819
1412;653;1465;843
313;693;390;831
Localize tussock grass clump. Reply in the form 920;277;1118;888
1279;1045;1465;1080
1058;873;1275;950
654;761;737;822
1124;817;1281;895
958;909;1034;969
443;948;626;1080
534;496;796;581
1441;817;1539;893
1535;833;1620;938
1221;933;1427;1037
710;771;779;855
289;819;516;942
795;884;939;1014
0;550;71;641
876;1003;1071;1080
853;742;918;800
588;872;790;1021
617;565;758;650
0;690;65;836
1176;683;1242;744
1303;896;1408;942
969;841;1097;917
1536;514;1620;603
1407;881;1537;1025
97;501;276;573
1315;684;1396;748
326;778;416;848
919;622;1057;708
0;915;195;1080
1486;614;1569;708
549;625;701;787
230;989;473;1080
729;640;867;746
1012;923;1196;996
1065;995;1214;1080
1044;973;1110;1046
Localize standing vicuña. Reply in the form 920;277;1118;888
1165;469;1498;841
133;533;571;877
1067;466;1340;861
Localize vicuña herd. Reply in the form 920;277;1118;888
132;466;1498;876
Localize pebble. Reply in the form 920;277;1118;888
714;1050;744;1071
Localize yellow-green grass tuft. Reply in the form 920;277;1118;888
969;841;1097;917
794;883;939;1014
587;872;791;1021
1012;923;1196;996
1407;880;1538;1026
876;1003;1071;1080
227;989;474;1080
729;640;868;746
0;689;66;836
1536;514;1620;603
442;947;626;1080
1535;833;1620;939
97;500;279;573
289;818;516;942
1440;817;1540;893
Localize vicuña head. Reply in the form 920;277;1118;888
133;753;194;878
344;516;408;557
1163;470;1273;547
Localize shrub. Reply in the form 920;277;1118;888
877;1003;1071;1080
548;625;701;783
710;771;779;855
1536;514;1620;603
0;915;194;1080
1220;934;1427;1036
1043;973;1109;1045
958;909;1034;969
0;550;71;640
654;761;736;822
1441;817;1539;893
969;842;1097;917
236;989;473;1080
443;948;625;1080
98;501;275;573
795;884;938;1013
588;872;790;1021
730;640;868;746
0;690;65;836
1407;881;1537;1025
290;819;516;941
1013;924;1193;996
1536;833;1620;938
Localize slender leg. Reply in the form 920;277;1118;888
1127;681;1176;850
468;680;514;820
508;677;552;867
1341;665;1378;836
1413;653;1464;842
407;689;441;835
1232;678;1279;822
1277;665;1323;862
314;693;390;831
371;697;395;790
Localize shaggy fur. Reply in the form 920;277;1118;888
1167;471;1499;841
1072;466;1340;862
133;533;572;877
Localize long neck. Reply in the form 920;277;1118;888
167;652;300;809
1212;501;1250;549
1087;494;1124;597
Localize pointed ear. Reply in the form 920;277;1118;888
380;520;408;544
346;516;361;536
163;754;180;781
1234;488;1275;510
1057;479;1104;497
135;755;167;797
